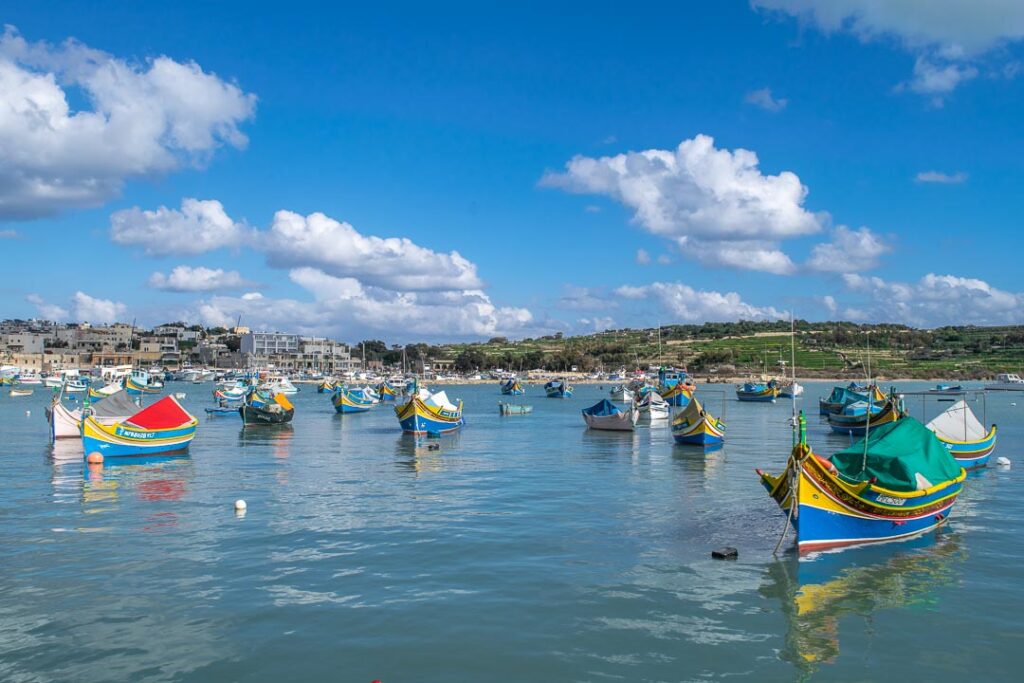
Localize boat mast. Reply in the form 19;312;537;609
862;329;873;475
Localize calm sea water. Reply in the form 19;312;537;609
1;381;1021;682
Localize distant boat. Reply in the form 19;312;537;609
48;389;139;440
89;383;121;401
984;373;1024;391
500;378;524;395
262;376;299;395
204;405;237;416
317;379;336;394
671;395;725;446
758;414;966;553
635;391;670;423
609;384;634;402
377;381;398;401
16;372;43;385
82;395;198;457
659;382;693;407
395;388;464;435
929;384;963;393
240;390;295;425
778;381;804;398
827;397;903;436
332;386;374;414
581;399;636;431
498;402;533;416
124;370;161;396
819;383;885;415
926;399;997;469
736;380;780;403
544;380;573;398
9;388;33;397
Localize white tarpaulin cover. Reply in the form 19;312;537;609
926;400;987;441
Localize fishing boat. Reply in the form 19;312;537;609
44;376;63;389
498;402;533;416
317;379;336;394
48;389;139;440
377;381;398;401
609;384;634;402
778;381;804;398
827;396;903;436
395;388;464;435
984;373;1024;391
635;391;670;423
9;388;33;397
500;378;524;395
82;395;198;458
544;379;573;398
240;390;295;425
671;395;725;446
205;404;238;416
581;399;637;431
214;383;249;402
736;379;780;402
929;384;963;393
757;413;966;553
64;378;88;393
16;372;43;385
659;382;693;407
331;386;375;414
262;376;299;395
89;383;122;401
124;369;161;396
926;399;997;469
818;383;885;415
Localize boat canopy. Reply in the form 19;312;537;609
830;417;962;492
582;399;622;416
676;395;704;422
640;391;668;406
926;400;986;441
826;385;883;406
840;400;882;417
424;390;458;412
124;396;195;430
90;390;139;418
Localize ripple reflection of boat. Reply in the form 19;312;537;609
671;442;724;485
394;432;460;472
238;422;295;445
760;531;965;677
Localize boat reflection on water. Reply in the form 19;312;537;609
761;531;965;677
238;423;294;455
671;442;725;487
395;432;462;473
80;454;192;525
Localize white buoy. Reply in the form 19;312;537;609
25;410;31;417
996;457;1011;468
1012;402;1017;407
234;499;247;511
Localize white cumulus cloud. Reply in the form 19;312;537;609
635;248;651;265
915;170;968;184
745;87;788;112
614;281;786;322
148;265;249;292
72;291;127;324
541;134;823;274
807;226;889;273
0;27;255;220
26;293;69;321
110;198;246;256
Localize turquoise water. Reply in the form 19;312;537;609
1;381;1021;682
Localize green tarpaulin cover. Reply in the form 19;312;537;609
830;417;962;492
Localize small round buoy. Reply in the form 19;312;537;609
996;456;1011;468
1012;402;1017;407
86;452;103;464
26;410;31;417
234;499;247;511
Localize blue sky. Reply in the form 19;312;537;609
2;1;1023;342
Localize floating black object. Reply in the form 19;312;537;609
712;547;738;560
427;443;440;451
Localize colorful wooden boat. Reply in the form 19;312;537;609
395;389;464;435
82;396;198;458
9;388;33;397
609;384;634;402
926;399;997;469
498;402;533;415
48;390;139;440
581;399;637;431
671;395;725;445
544;380;573;398
819;383;885;415
377;382;398;401
778;381;804;398
736;380;780;402
331;387;374;414
204;405;238;416
317;380;336;394
240;390;294;425
500;378;524;395
124;370;161;396
636;391;670;423
757;413;966;553
827;397;903;436
659;382;693;407
89;383;122;401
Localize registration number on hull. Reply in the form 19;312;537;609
876;494;906;506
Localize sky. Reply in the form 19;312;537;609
2;0;1023;342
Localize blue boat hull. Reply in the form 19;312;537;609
398;412;464;435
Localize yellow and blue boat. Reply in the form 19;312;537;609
82;395;198;458
377;381;398;401
316;379;335;394
671;395;725;445
925;399;997;469
124;370;161;396
395;389;464;435
757;413;966;553
659;382;693;407
500;378;524;395
736;379;780;402
819;383;885;415
826;396;903;435
544;379;573;398
332;386;375;414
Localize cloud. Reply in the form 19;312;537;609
915;170;968;184
148;265;249;292
557;284;616;311
690;239;797;275
578;317;615;332
541;134;823;274
806;225;889;273
72;291;127;324
841;272;1024;326
192;268;537;341
584;204;602;213
745;87;788;111
0;27;255;220
656;254;672;265
614;282;786;322
0;229;19;239
265;210;482;291
822;295;838;314
110;198;246;256
26;293;69;321
635;248;651;265
753;0;1024;100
